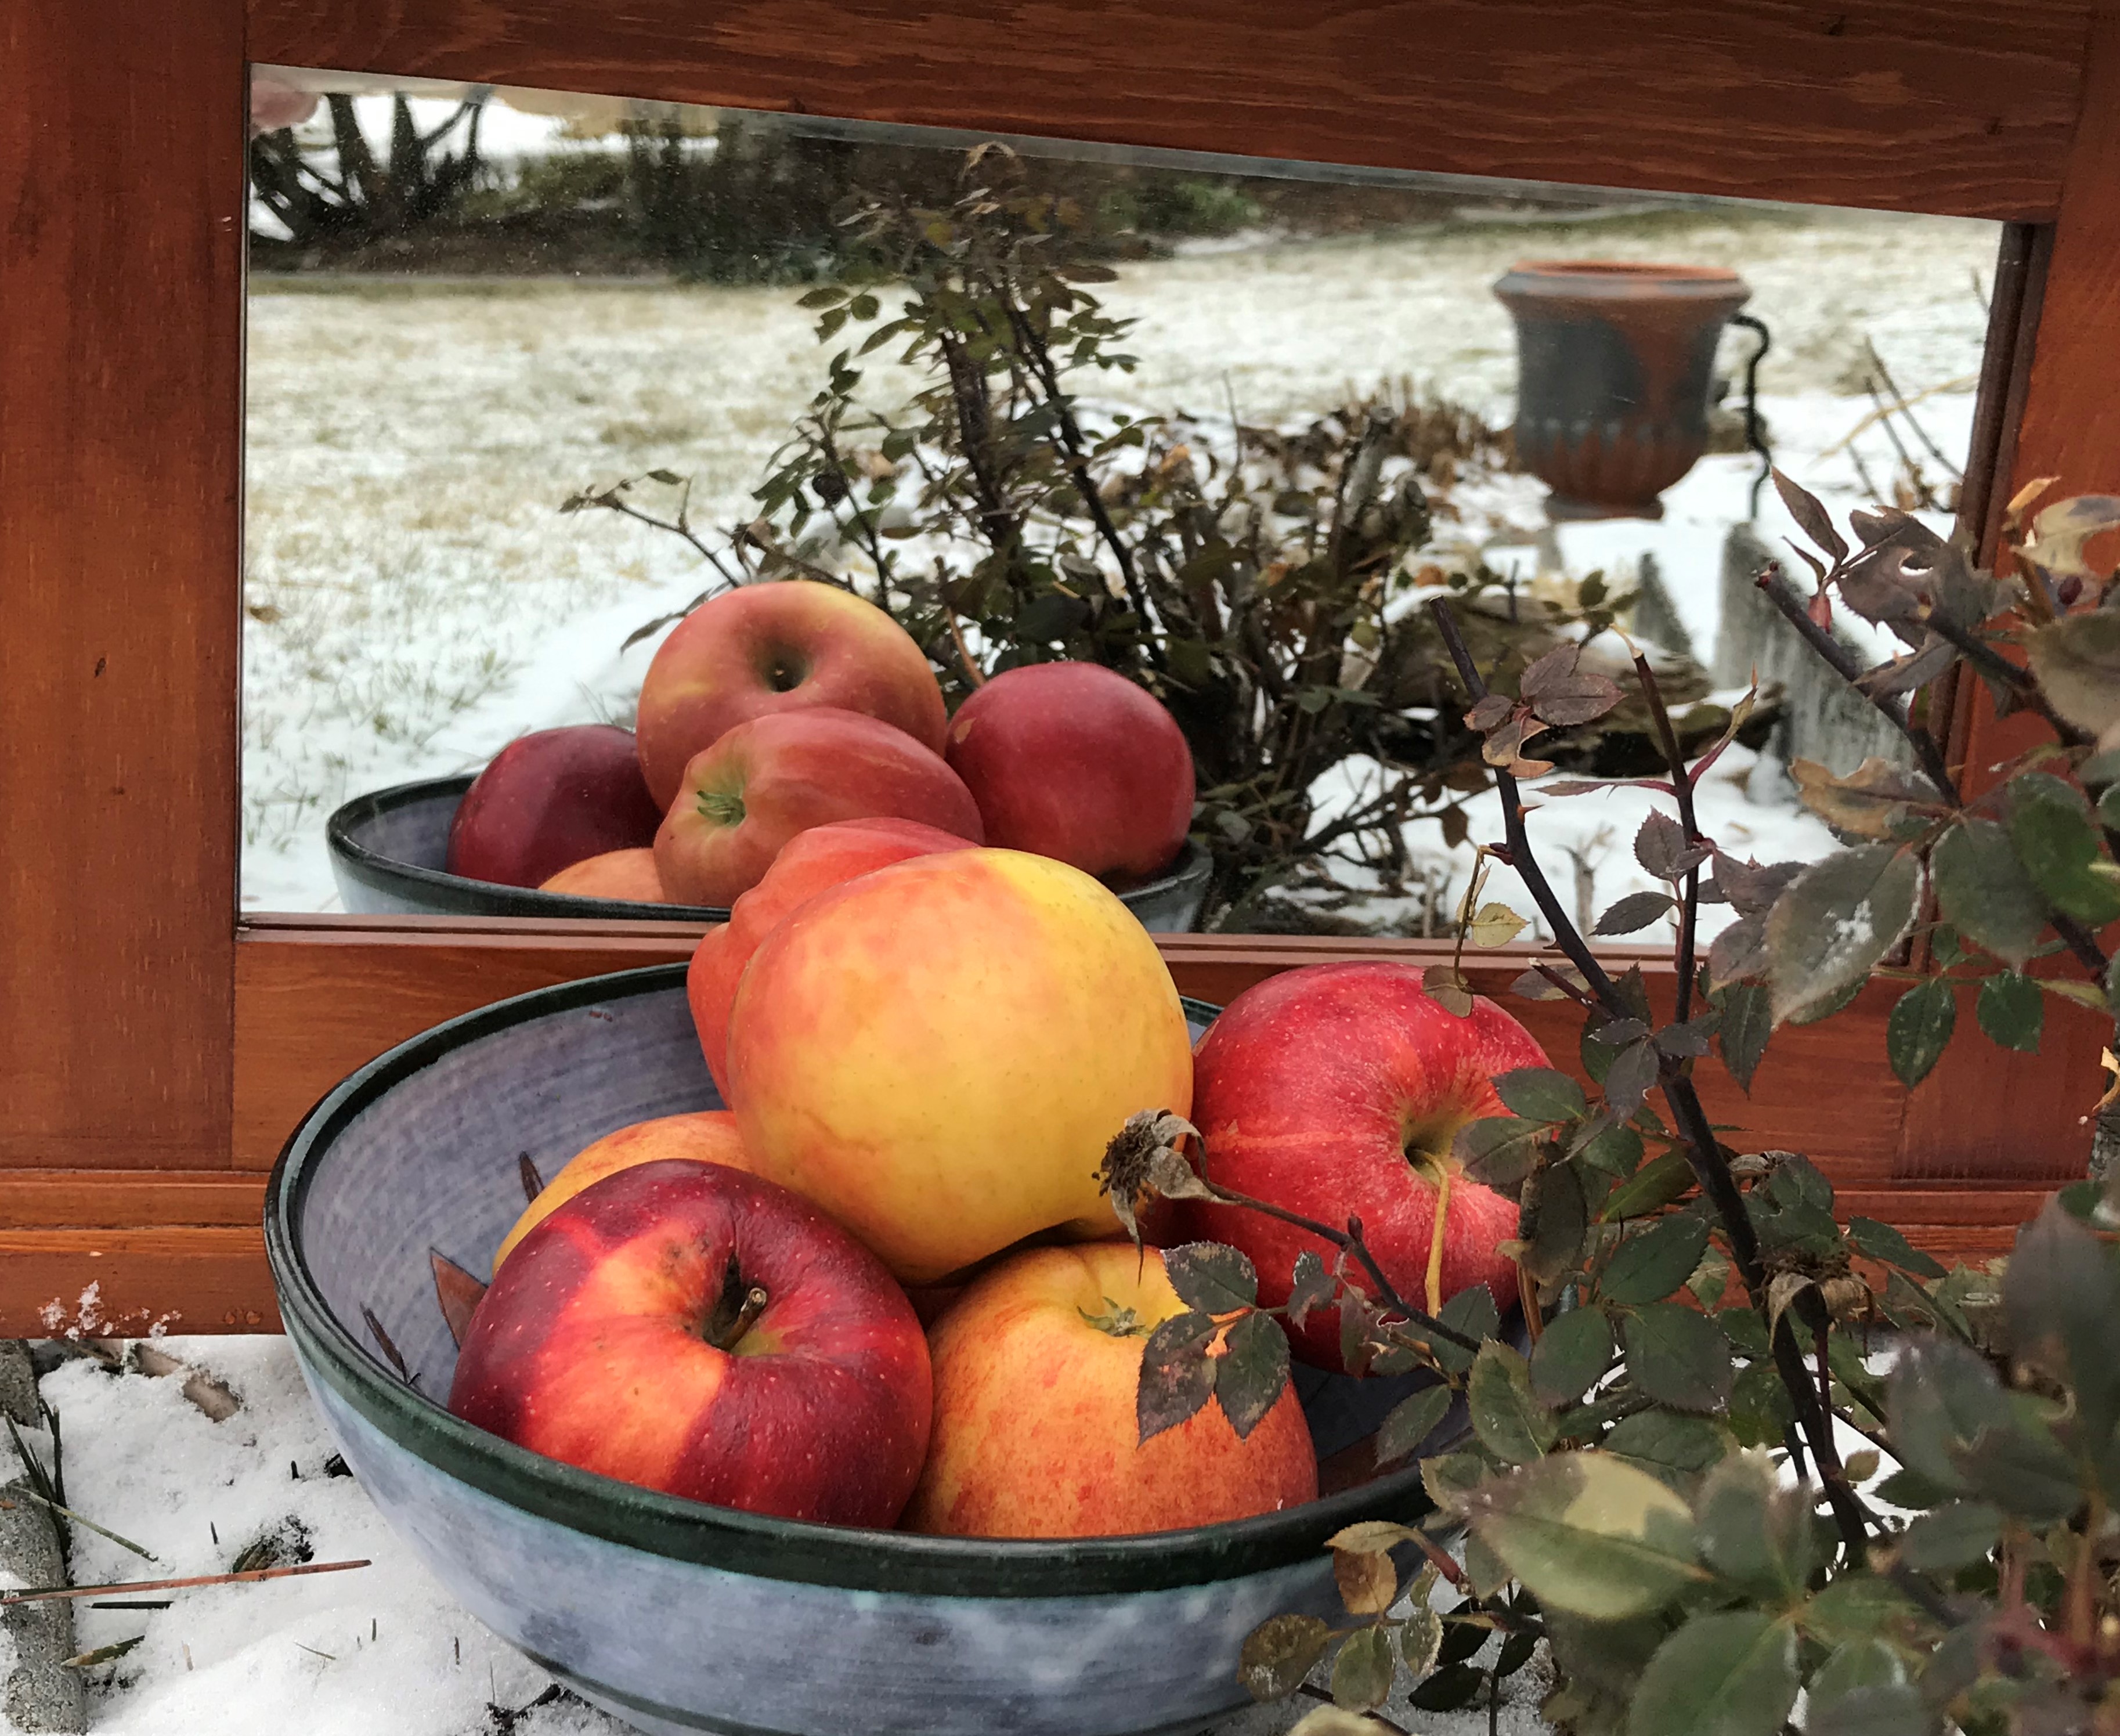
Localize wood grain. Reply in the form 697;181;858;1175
0;1172;266;1231
245;0;2087;221
0;1230;277;1339
0;3;245;1172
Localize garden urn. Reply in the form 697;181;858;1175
1493;259;1751;521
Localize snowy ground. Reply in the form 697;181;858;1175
3;1337;1548;1736
241;204;1998;918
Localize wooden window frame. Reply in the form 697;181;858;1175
5;0;2115;1333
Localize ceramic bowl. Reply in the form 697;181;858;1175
264;966;1461;1736
324;775;1217;932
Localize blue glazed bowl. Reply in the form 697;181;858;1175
325;776;1216;932
264;967;1459;1736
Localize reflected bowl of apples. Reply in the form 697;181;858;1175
265;958;1501;1736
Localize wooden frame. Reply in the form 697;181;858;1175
5;0;2117;1334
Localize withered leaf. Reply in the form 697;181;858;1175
1773;468;1847;563
2027;493;2120;582
1465;694;1514;732
1520;643;1626;727
1789;756;1946;840
1713;854;1807;919
1424;963;1475;1017
429;1250;488;1350
1469;901;1529;947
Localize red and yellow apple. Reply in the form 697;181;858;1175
903;1243;1316;1538
449;1159;931;1526
447;724;664;889
726;848;1195;1284
1178;962;1550;1369
493;1110;751;1268
653;708;983;907
635;579;949;809
687;817;977;1100
944;662;1196;884
537;847;668;903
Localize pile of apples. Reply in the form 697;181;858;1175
442;579;1199;907
446;817;1552;1539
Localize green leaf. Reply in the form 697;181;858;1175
1696;1449;1813;1596
1897;1500;2000;1571
1531;1304;1613;1406
1329;1626;1396;1712
1808;1640;1903;1719
1374;1385;1453;1467
1601;1217;1711;1306
1214;1309;1291;1441
1798;1575;1925;1649
1469;1341;1556;1464
1426;1285;1501;1377
1163;1242;1258;1313
1240;1613;1332;1702
1596;891;1679;936
1725;1360;1796;1449
1577;1118;1645;1178
1714;983;1773;1092
1884;978;1956;1089
2026;608;2120;735
1460;1453;1706;1619
1603;1409;1732;1490
2009;771;2120;923
1494;1067;1587;1124
1136;1309;1218;1442
1601;1152;1696;1221
1804;1684;1930;1736
1977;972;2045;1052
1874;1463;1958;1510
2006;1199;2120;1446
1454;1117;1548;1192
1620;1303;1733;1413
1846;1215;1947;1279
1955;1401;2085;1521
1623;1609;1797;1736
1715;1305;1770;1358
1931;819;2047;969
1399;1605;1443;1676
1886;1338;2006;1494
1765;844;1920;1024
1522;1161;1589;1287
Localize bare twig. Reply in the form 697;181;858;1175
1;1559;372;1606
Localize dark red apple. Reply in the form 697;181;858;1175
687;817;977;1100
653;708;983;907
1178;962;1551;1370
447;1159;932;1527
635;579;949;810
942;662;1194;884
446;724;663;889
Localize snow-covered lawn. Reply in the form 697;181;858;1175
241;206;1999;916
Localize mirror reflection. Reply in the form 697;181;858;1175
243;67;2005;945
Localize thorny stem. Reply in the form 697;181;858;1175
1922;611;2090;750
1426;597;1878;1560
1754;564;1960;803
1194;1174;1485;1354
596;496;743;593
2050;909;2112;978
1630;648;1704;1023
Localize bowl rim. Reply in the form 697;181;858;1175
264;962;1439;1597
324;776;1216;926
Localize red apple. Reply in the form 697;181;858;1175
687;817;977;1100
537;847;668;903
492;1110;752;1269
1178;962;1551;1370
635;579;949;810
447;724;663;889
943;662;1194;883
654;708;983;907
449;1159;931;1526
903;1243;1317;1538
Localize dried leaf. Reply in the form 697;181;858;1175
1789;757;1945;840
1240;1614;1334;1702
1333;1545;1397;1616
2027;493;2120;581
1635;810;1710;882
430;1250;487;1351
1773;468;1847;562
1469;902;1528;947
1423;963;1474;1018
1521;643;1626;727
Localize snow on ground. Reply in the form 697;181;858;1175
241;205;1998;914
8;1338;1544;1736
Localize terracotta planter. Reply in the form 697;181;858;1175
1493;259;1751;521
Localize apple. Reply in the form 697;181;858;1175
686;817;977;1100
653;708;983;907
635;579;949;810
944;662;1196;883
726;847;1195;1285
1178;962;1551;1370
493;1110;751;1269
447;724;663;890
537;847;668;903
449;1159;931;1526
902;1243;1317;1538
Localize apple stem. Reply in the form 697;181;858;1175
697;789;746;827
708;1284;770;1352
1424;1166;1451;1319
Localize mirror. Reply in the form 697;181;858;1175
243;66;2006;948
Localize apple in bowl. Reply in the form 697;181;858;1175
943;661;1195;885
537;847;669;903
654;708;984;907
635;579;949;810
1178;961;1550;1369
493;1110;752;1269
904;1243;1316;1538
446;724;663;889
449;1159;931;1527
